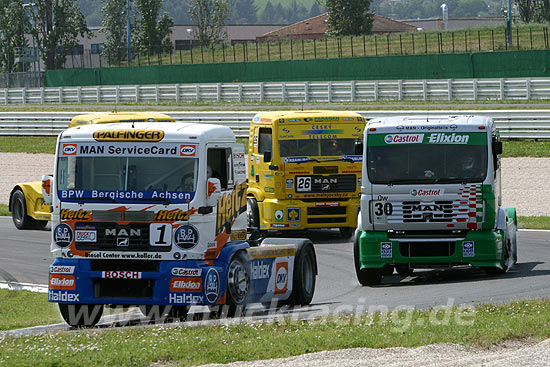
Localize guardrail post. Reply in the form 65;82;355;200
195;85;200;101
526;78;531;100
77;86;82;104
397;80;403;100
350;81;356;102
304;81;309;103
22;88;26;105
96;86;100;103
259;82;264;102
238;83;243;102
40;87;45;104
175;84;180;102
327;82;332;103
500;79;505;100
422;80;427;101
217;83;222;102
116;86;120;104
448;79;453;101
374;81;378;101
59;87;63;103
136;85;140;102
472;79;478;100
282;83;287;102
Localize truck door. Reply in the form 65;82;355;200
251;127;273;189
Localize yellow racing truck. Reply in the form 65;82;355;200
9;112;175;229
247;111;365;239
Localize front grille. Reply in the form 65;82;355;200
94;279;154;299
295;174;356;193
307;207;347;216
75;222;170;252
402;201;453;223
388;230;467;239
307;217;347;224
92;211;123;221
399;242;456;257
90;260;160;272
124;211;155;222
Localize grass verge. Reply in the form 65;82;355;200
0;296;549;366
0;290;60;331
518;216;550;230
0;204;9;216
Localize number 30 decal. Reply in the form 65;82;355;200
374;202;393;216
150;223;172;246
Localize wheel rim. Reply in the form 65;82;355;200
228;260;248;304
302;253;314;294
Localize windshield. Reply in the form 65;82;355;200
57;156;198;203
367;144;488;184
279;138;357;157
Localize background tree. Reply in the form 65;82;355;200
227;0;257;24
29;0;90;70
134;0;174;56
0;0;30;73
101;0;128;65
189;0;228;45
325;0;374;36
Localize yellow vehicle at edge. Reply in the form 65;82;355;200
9;112;175;229
247;110;365;239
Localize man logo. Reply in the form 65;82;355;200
180;145;196;157
62;144;77;156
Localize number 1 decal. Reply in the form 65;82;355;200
150;223;172;247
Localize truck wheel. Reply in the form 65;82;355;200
288;242;316;306
247;198;263;240
396;264;414;276
225;251;250;316
59;303;103;327
167;306;190;320
484;239;511;276
10;190;35;230
353;230;382;286
339;227;355;239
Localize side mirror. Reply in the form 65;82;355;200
206;178;222;207
492;139;503;155
263;151;272;163
42;174;53;205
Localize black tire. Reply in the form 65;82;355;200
353;229;382;286
483;239;511;276
396;264;414;276
10;189;35;230
287;242;316;306
225;251;250;316
58;303;103;327
247;198;263;240
339;227;355;240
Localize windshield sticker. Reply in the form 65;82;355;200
59;190;195;204
69;143;186;157
283;156;309;163
384;134;424;144
428;133;469;144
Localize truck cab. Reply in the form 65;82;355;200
355;115;517;285
247;111;365;238
45;122;317;326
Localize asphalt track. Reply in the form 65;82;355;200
1;216;550;333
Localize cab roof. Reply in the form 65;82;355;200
61;122;236;142
367;115;494;132
69;112;175;127
252;110;364;124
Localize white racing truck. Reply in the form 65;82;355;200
43;122;317;327
354;115;517;285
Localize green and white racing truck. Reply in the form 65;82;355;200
354;115;517;285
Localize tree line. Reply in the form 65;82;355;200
0;0;374;71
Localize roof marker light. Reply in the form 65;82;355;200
369;127;376;131
478;126;486;130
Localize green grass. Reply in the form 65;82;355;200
0;298;549;366
518;216;550;230
0;136;57;154
502;140;550;157
0;204;9;216
0;290;61;331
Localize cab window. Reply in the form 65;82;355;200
258;128;272;154
207;148;234;190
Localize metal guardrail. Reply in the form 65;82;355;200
1;110;550;139
2;77;550;105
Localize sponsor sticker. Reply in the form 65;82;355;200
75;225;96;243
93;130;164;142
384;134;424;144
169;293;204;304
283;156;309;163
428;133;470;144
410;188;444;197
274;210;284;222
286;208;300;222
60;209;91;220
251;260;271;280
172;268;202;276
50;265;75;274
53;223;73;247
315;202;340;207
179;144;197;156
170;277;202;292
286;178;293;189
230;230;247;241
102;271;142;279
48;290;79;302
49;275;76;290
462;241;475;257
62;144;77;155
380;242;393;258
274;262;289;294
173;224;199;249
205;268;220;303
